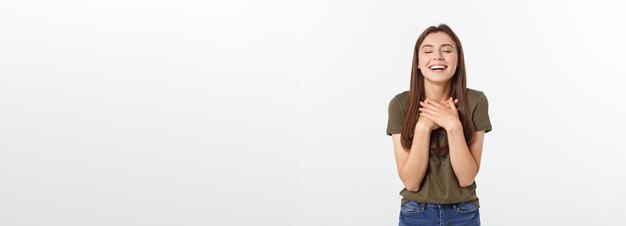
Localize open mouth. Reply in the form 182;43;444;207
429;65;447;72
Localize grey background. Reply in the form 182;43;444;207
1;0;625;225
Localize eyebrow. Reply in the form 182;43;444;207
421;44;454;49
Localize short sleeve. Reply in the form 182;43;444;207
472;92;492;133
386;95;405;136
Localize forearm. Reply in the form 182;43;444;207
400;127;431;192
447;123;478;187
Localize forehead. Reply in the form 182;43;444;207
420;32;455;48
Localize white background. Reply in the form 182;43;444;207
1;0;625;225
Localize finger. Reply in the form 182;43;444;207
420;112;440;126
446;98;457;110
426;99;445;108
442;97;452;107
424;99;444;110
419;111;435;121
418;106;437;116
443;98;459;108
440;98;452;108
420;100;439;112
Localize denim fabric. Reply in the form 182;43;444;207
398;200;480;226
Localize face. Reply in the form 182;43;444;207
418;32;459;84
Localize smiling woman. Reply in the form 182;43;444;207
386;24;492;226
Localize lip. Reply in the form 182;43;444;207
428;64;448;68
430;68;447;73
428;64;448;73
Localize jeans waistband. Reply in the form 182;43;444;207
411;201;465;209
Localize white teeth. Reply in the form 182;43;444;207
429;65;447;70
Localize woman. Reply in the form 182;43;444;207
386;24;492;226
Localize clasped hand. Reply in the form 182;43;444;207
417;97;461;131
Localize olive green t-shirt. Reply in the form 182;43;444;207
386;88;492;207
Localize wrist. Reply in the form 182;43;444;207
414;124;433;134
445;121;462;132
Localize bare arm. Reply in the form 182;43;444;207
447;123;485;187
391;126;432;192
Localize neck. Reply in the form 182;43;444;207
424;81;452;103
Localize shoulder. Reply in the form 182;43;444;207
466;87;485;100
392;90;410;101
390;90;410;108
466;88;487;109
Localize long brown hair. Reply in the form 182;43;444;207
401;24;475;157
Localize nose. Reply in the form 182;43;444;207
433;51;443;60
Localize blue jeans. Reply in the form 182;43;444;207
398;201;480;226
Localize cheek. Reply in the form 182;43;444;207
418;60;428;68
417;55;425;64
447;55;458;67
448;67;458;75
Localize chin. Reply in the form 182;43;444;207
423;73;454;83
